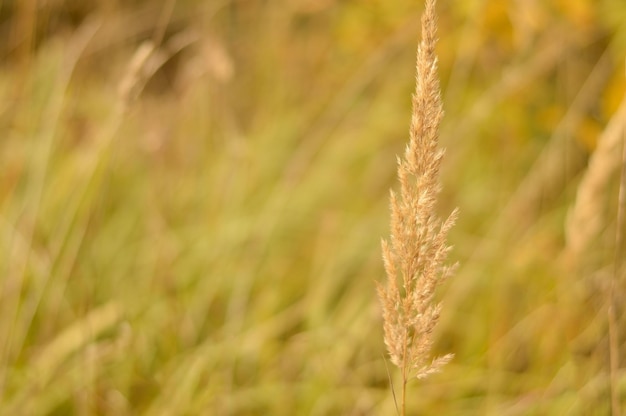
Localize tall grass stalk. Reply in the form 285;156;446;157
609;87;626;416
377;0;457;414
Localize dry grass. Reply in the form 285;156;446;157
377;0;456;413
1;1;626;415
566;94;626;257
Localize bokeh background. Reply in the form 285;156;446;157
1;0;625;414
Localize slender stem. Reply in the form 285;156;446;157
609;92;626;416
609;302;620;416
402;329;409;416
402;377;407;416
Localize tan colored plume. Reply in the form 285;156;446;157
377;0;456;412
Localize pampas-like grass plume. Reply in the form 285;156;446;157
377;0;457;411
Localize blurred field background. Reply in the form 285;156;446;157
1;0;626;414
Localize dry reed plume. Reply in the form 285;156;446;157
377;0;457;413
566;94;626;256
